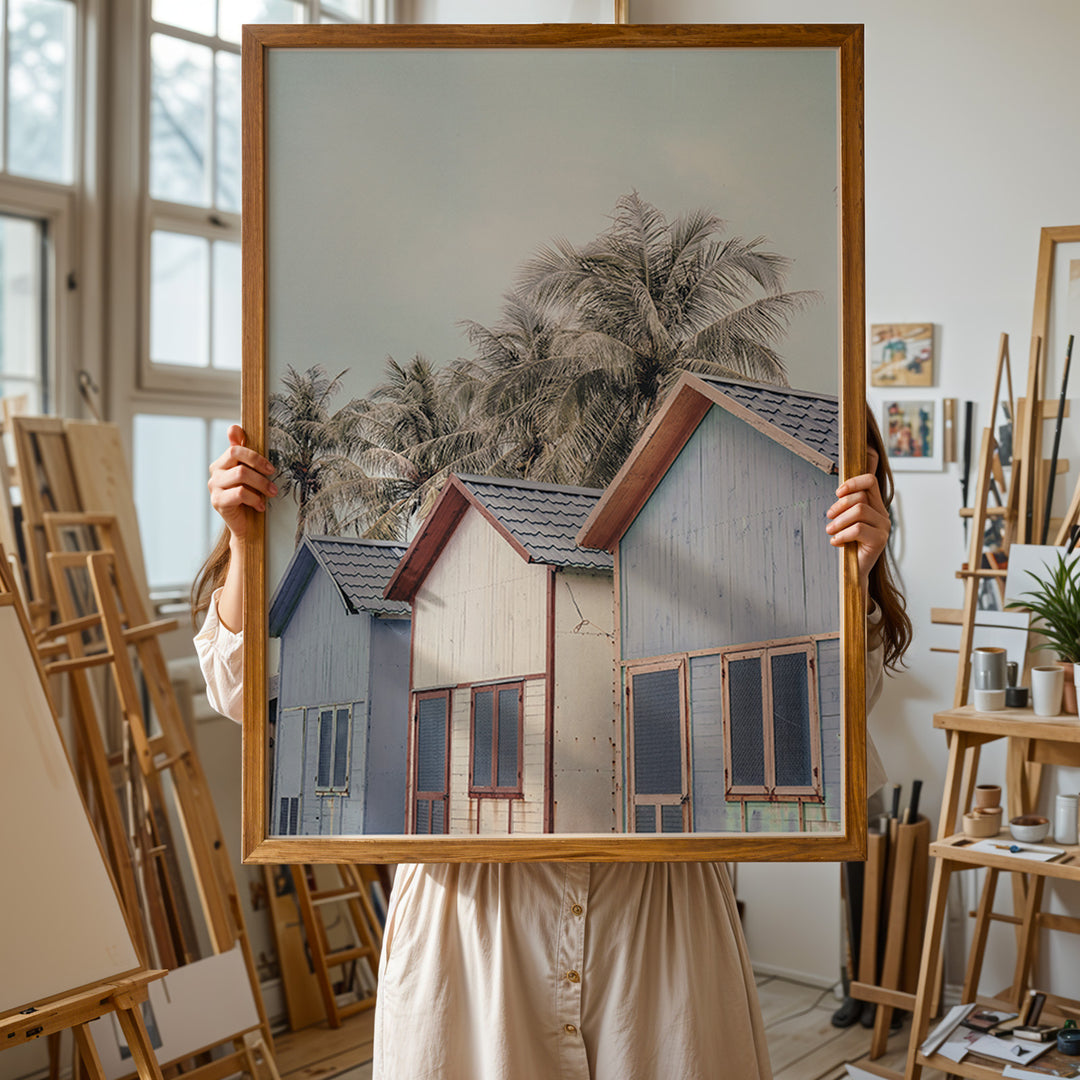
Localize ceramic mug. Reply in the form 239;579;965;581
974;784;1002;809
972;647;1008;691
1031;665;1065;716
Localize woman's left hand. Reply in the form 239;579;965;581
826;448;891;594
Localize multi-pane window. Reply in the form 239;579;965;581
412;689;449;835
626;660;689;833
313;703;351;793
469;682;522;796
722;640;822;801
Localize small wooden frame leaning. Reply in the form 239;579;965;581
242;23;868;862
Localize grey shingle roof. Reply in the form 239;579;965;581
457;475;613;571
693;375;840;468
307;536;410;616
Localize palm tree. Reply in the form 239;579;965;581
468;192;817;485
268;365;363;546
324;354;503;540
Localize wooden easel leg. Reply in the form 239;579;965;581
938;732;970;841
113;1004;165;1080
47;1031;62;1080
73;1024;108;1080
904;859;954;1080
243;1033;283;1080
961;868;999;1001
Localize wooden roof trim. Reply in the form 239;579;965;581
577;375;713;552
383;475;533;602
577;373;836;551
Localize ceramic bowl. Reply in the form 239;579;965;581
1009;815;1050;843
974;784;1001;809
974;688;1006;712
963;811;1001;838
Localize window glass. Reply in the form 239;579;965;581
7;0;75;183
317;708;334;787
415;695;447;793
332;705;349;788
217;0;305;45
151;0;215;38
150;34;212;206
728;655;765;788
212;239;242;369
630;667;681;796
133;414;209;589
472;688;493;788
496;686;518;788
771;650;812;787
0;215;43;384
214;51;241;212
151;230;209;367
322;0;369;18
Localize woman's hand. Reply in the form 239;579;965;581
826;448;890;595
208;425;277;541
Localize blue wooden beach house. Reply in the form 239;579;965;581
269;536;410;836
384;474;616;836
578;374;842;835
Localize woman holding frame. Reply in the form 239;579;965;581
194;419;909;1080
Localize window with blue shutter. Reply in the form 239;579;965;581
469;682;522;796
723;639;822;801
413;690;450;834
626;661;689;833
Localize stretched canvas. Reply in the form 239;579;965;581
242;23;868;862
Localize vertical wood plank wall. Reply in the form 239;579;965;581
552;568;618;833
619;406;839;661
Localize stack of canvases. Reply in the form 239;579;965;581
0;410;278;1080
266;372;843;840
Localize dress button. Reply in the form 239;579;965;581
571;904;584;916
564;1024;577;1036
565;970;580;983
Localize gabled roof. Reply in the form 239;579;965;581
270;535;409;636
577;373;839;552
384;474;612;603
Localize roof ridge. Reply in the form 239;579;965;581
305;534;407;550
691;374;839;404
456;473;605;498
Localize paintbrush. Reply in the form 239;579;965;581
1041;334;1073;544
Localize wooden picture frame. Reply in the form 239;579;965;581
242;23;867;862
879;395;944;472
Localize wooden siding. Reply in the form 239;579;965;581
363;617;411;834
619;404;839;662
447;679;546;835
412;505;547;689
552;568;619;833
277;562;369;708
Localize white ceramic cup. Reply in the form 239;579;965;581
1055;793;1079;846
1031;665;1065;717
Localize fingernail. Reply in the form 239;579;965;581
269;484;278;496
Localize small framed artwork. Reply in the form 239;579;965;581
869;323;934;387
881;397;942;471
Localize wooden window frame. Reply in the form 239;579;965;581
410;688;450;835
625;657;692;834
721;638;823;803
310;702;352;795
467;681;524;799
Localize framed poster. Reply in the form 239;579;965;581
880;396;943;472
242;23;867;862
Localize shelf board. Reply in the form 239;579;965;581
934;705;1080;742
932;831;1080;882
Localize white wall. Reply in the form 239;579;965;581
407;0;1080;994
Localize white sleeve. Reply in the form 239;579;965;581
193;587;244;724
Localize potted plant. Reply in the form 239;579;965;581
1007;553;1080;713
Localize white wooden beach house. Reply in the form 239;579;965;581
578;374;843;835
384;474;616;836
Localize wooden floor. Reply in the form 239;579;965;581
273;977;947;1080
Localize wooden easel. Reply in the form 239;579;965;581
35;511;273;1053
291;864;383;1027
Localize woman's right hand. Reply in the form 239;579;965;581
208;424;277;540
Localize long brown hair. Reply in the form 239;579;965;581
191;527;232;627
866;409;912;670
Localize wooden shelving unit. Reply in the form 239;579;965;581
902;706;1080;1080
